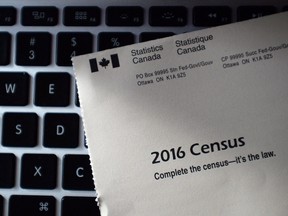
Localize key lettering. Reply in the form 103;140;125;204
48;83;55;94
56;125;65;135
5;83;16;93
34;166;42;177
76;167;84;178
15;124;22;135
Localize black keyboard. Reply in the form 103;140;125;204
0;1;286;215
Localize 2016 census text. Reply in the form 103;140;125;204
151;137;245;164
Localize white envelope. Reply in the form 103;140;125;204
73;12;288;216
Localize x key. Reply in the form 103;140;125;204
20;154;57;189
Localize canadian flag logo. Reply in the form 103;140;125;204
89;54;120;73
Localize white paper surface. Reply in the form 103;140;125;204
73;12;288;216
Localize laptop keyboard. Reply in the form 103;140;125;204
0;1;286;215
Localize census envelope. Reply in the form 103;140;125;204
73;12;288;216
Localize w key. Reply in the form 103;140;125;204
0;72;30;106
16;32;51;66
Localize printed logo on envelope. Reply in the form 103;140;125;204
89;54;120;73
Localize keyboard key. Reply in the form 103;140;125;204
0;153;16;188
9;195;56;216
21;6;58;26
20;154;57;189
16;32;52;66
149;6;187;26
140;32;175;42
62;155;94;190
57;32;93;66
43;113;79;148
75;86;80;107
2;113;38;147
0;32;11;65
62;197;100;216
0;7;16;26
0;195;3;216
0;196;3;216
84;135;88;148
64;6;101;26
98;32;134;51
106;6;144;26
0;72;30;106
237;6;277;21
193;6;232;27
34;72;71;107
